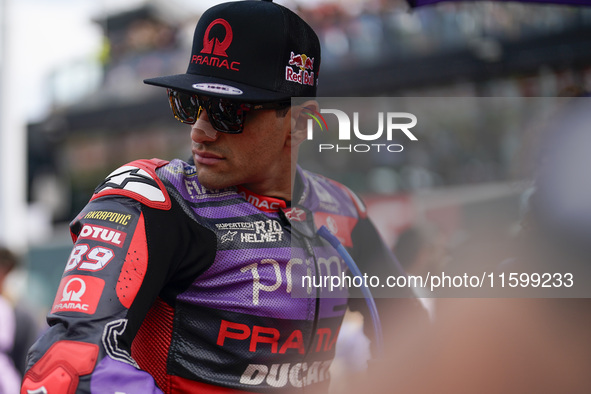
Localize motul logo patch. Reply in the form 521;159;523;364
78;224;126;247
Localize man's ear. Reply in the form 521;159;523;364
289;100;319;147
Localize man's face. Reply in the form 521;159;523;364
190;105;292;197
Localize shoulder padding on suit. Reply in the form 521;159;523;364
91;158;171;210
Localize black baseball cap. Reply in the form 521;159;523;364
144;0;321;103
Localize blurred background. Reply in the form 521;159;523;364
1;0;591;358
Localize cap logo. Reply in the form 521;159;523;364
286;51;315;87
192;18;240;71
289;52;314;71
192;83;243;95
62;277;86;302
201;18;233;57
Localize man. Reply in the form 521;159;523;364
1;247;40;393
0;247;22;394
22;1;424;393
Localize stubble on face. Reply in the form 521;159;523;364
191;109;291;195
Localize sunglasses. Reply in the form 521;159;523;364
167;89;290;134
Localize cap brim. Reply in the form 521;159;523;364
144;74;291;103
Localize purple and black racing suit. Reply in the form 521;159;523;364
22;158;422;394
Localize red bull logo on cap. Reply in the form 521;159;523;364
286;51;315;87
289;52;314;70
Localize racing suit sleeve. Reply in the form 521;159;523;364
21;194;215;394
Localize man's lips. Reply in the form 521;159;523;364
193;150;224;165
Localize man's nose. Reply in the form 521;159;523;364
191;110;219;142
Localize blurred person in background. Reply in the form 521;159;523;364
341;96;591;393
393;225;451;321
0;247;40;393
21;1;426;393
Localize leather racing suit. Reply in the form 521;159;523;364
22;158;418;393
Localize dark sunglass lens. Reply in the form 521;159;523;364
176;92;199;123
167;90;200;124
203;98;247;133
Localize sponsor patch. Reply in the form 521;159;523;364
83;210;133;226
285;51;315;87
51;275;105;314
221;230;238;243
78;224;126;247
240;360;332;388
283;207;307;222
237;186;287;213
216;220;284;244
